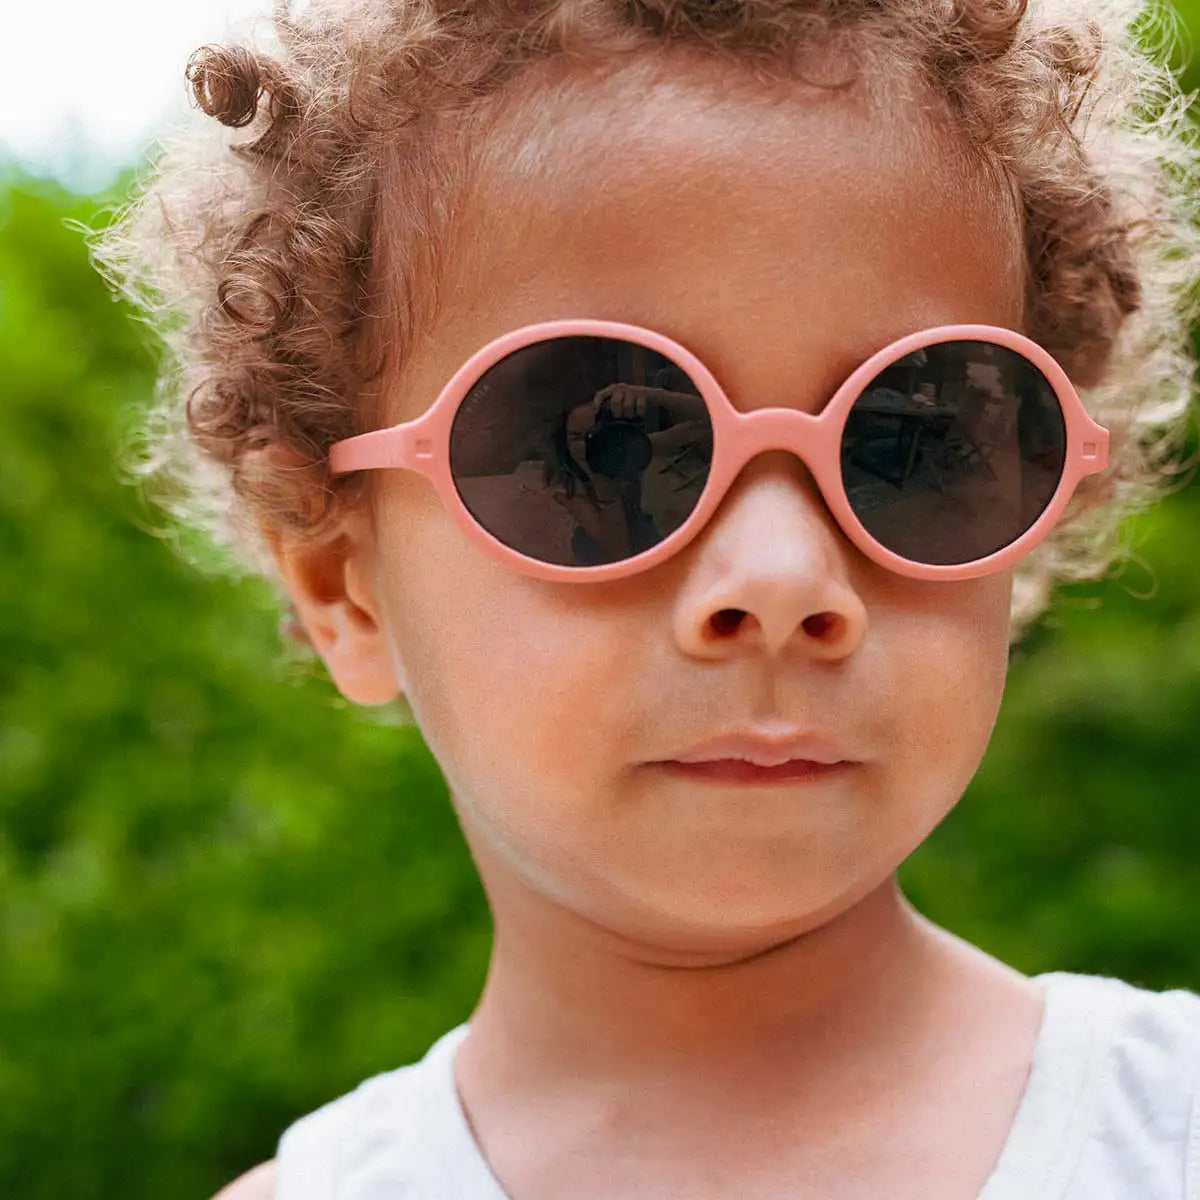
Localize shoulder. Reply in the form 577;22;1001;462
211;1159;276;1200
1047;970;1200;1078
271;1037;459;1197
220;1026;468;1200
1050;970;1200;1047
1041;972;1200;1192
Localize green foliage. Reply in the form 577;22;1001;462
0;177;490;1198
901;488;1200;989
3;47;1200;1191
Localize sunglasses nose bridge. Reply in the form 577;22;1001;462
721;406;838;479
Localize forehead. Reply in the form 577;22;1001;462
404;59;1025;408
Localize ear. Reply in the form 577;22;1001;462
264;513;404;706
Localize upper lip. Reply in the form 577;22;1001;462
663;729;852;768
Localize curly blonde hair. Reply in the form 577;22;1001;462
91;0;1200;655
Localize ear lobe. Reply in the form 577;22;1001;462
265;521;403;707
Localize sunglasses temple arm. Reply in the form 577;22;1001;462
329;419;432;475
1080;421;1110;475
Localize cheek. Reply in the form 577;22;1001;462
375;494;638;811
874;573;1012;811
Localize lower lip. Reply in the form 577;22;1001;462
652;760;852;785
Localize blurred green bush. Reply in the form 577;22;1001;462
0;177;490;1198
3;34;1200;1194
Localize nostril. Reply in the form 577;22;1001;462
710;608;746;637
802;611;843;641
705;608;851;645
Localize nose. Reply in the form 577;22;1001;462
671;452;868;662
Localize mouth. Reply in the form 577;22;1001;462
650;759;853;786
648;726;856;786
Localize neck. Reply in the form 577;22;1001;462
457;847;978;1106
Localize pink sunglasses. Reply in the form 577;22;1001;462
328;318;1108;583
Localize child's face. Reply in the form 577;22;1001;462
309;67;1027;959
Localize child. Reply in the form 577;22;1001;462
93;0;1200;1196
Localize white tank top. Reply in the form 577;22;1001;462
274;971;1200;1199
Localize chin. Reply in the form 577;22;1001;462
593;870;884;962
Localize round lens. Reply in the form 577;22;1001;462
448;335;714;567
840;340;1067;566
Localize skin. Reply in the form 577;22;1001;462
226;58;1048;1200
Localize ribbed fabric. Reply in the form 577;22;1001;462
276;972;1200;1199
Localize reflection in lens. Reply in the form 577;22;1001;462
840;341;1067;565
449;336;714;567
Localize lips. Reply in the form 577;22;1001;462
648;728;855;786
665;730;850;768
653;758;850;785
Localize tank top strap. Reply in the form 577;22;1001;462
275;1087;356;1200
981;971;1200;1200
274;1024;475;1199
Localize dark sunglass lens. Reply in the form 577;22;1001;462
840;340;1067;566
448;336;714;567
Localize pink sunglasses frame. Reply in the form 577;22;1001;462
328;318;1109;583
